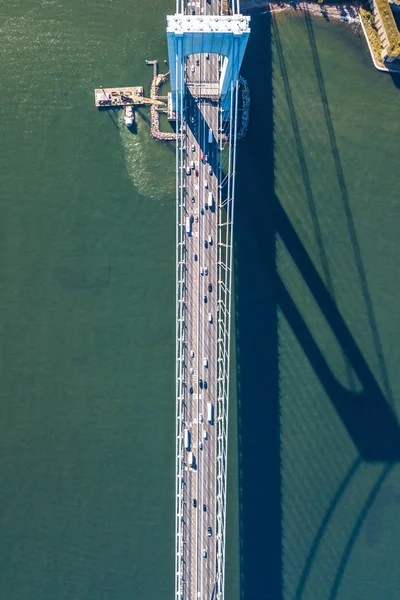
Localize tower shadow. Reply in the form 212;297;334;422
235;14;282;600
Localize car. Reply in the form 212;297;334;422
193;499;197;507
196;59;199;66
204;181;208;189
208;236;212;244
200;208;205;215
195;169;199;177
209;167;213;175
190;387;193;394
192;196;195;204
191;161;195;169
199;413;203;423
204;268;208;275
195;96;199;103
206;53;209;59
204;381;207;389
186;168;191;175
194;254;198;261
203;430;208;440
195;216;198;222
191;65;195;72
208;283;212;293
204;296;207;303
200;152;204;161
205;203;208;210
203;550;207;559
203;504;207;512
191;350;195;358
207;526;212;537
191;116;195;124
191;144;195;151
199;379;203;389
204;240;208;249
190;367;194;374
191;9;195;15
199;442;203;450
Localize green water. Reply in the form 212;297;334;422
236;10;400;600
0;1;399;599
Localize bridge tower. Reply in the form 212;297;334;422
167;14;250;115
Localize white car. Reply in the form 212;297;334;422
203;430;208;440
208;236;213;245
191;65;195;73
209;167;213;175
191;144;195;151
199;414;204;423
200;267;204;276
204;181;208;189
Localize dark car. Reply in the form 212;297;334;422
194;254;198;261
195;169;199;177
208;283;212;293
192;196;195;203
204;296;207;303
193;499;197;508
189;387;193;395
199;379;203;389
204;381;207;390
203;504;207;512
207;526;212;536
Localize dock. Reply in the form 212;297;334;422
94;86;144;107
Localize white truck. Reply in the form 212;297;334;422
184;428;191;450
207;402;214;424
188;451;195;469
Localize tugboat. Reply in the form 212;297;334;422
123;104;135;128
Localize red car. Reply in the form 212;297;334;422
195;169;199;177
200;152;204;161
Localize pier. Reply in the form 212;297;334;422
94;86;144;107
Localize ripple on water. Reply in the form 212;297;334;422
119;110;175;202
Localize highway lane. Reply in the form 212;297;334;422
179;1;222;599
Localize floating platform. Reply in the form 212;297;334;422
94;86;144;107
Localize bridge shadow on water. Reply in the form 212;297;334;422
234;12;400;600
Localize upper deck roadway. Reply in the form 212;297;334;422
180;2;222;599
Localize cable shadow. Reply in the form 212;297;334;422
328;462;394;600
272;16;357;393
295;456;362;599
303;8;394;407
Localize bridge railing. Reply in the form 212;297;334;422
175;44;186;600
215;79;239;600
